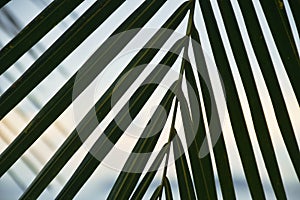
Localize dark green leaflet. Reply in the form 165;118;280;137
173;130;196;200
181;55;218;199
0;0;124;120
287;0;300;31
260;0;300;104
0;0;168;178
0;0;84;75
55;38;186;199
163;177;173;200
237;0;300;179
198;0;265;199
0;0;10;9
191;12;235;199
18;4;190;198
215;0;287;198
106;88;175;200
130;144;169;200
150;185;163;200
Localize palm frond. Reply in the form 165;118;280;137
0;0;84;74
0;0;299;199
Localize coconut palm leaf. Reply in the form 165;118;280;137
0;0;85;74
0;0;10;10
0;0;299;199
173;129;197;200
130;143;170;199
164;177;174;200
0;0;170;175
210;1;287;198
190;21;236;199
197;0;266;198
287;0;300;31
235;0;300;179
259;0;300;104
106;85;176;200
